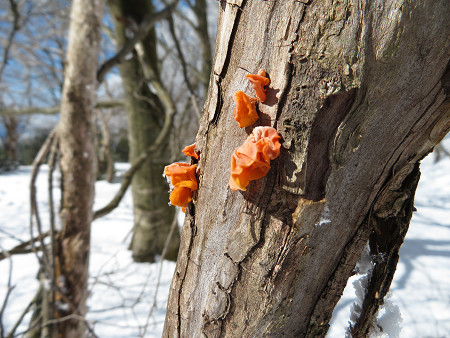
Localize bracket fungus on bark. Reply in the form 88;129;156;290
229;126;281;191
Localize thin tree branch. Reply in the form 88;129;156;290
47;131;59;328
0;253;15;338
142;209;178;337
6;284;41;338
0;232;49;262
0;0;21;82
162;0;197;29
0;100;124;117
191;94;201;121
16;312;98;338
29;128;56;273
96;2;177;84
166;12;197;97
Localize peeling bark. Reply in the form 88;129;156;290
164;1;449;337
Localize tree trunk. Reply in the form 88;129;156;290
108;0;179;262
1;116;19;164
192;0;213;95
163;1;449;337
54;0;104;336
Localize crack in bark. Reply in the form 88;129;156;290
273;6;305;130
304;88;358;201
208;0;247;128
265;232;308;299
216;181;279;335
176;212;197;337
306;215;371;336
350;163;421;336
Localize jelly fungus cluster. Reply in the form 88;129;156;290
164;144;199;212
230;69;281;191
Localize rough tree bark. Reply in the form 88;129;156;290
163;1;449;337
54;0;104;336
108;0;180;262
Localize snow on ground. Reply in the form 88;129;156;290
1;144;449;337
0;164;175;337
328;142;450;337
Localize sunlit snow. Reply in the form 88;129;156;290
1;140;449;336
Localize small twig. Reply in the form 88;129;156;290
142;210;178;337
0;232;49;261
15;313;98;338
0;100;124;117
191;94;202;121
29;128;56;272
0;228;24;244
0;0;21;82
161;0;196;29
0;253;15;338
166;12;197;97
6;284;41;338
29;128;56;271
47;131;59;329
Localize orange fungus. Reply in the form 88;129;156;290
164;163;198;211
229;126;281;191
233;91;258;128
182;143;199;159
245;69;270;102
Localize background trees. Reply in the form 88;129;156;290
108;0;180;262
37;0;105;336
0;0;217;263
163;1;449;336
0;0;218;335
0;0;448;336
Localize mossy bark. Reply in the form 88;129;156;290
108;0;179;262
163;1;449;336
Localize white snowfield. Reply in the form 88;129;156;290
1;142;449;337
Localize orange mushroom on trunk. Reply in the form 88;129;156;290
164;162;198;211
230;126;281;191
233;91;258;128
245;69;270;103
182;143;199;159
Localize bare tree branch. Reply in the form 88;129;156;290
0;100;124;117
0;232;49;262
166;12;196;97
0;253;15;338
47;132;59;326
28;126;57;306
6;285;41;338
96;2;177;84
190;94;201;120
93;100;175;219
0;0;21;81
142;209;178;337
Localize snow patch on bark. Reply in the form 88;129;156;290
315;202;331;227
347;243;403;337
368;295;403;338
